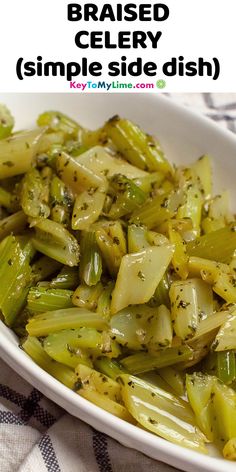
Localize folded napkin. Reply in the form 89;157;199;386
1;93;236;472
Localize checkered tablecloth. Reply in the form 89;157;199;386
1;93;236;472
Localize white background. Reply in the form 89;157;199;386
0;0;235;92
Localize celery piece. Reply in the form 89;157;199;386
105;116;173;175
79;388;134;423
150;272;170;308
95;227;125;278
119;374;207;453
111;245;174;314
96;282;114;319
0;104;14;140
187;224;236;263
192;155;212;200
212;271;236;303
50;266;79;290
27;287;73;313
213;314;236;351
177;185;202;235
94;357;126;380
0;235;32;326
77;145;148;180
158;367;185;397
0;211;27;241
223;438;236;460
187;372;236;449
121;346;193;374
43;332;92;369
95;220;128;265
130;192;173;229
31;256;62;284
127;224;149;253
72;283;104;311
0;186;18;212
216;351;236;385
50;175;72;226
148;305;173;350
22;336;77;389
37;131;65;154
110;305;161;350
0;129;45;179
21;168;50;219
169;226;189;279
191;310;230;340
37;111;81;139
133;172;165;193
44;327;102;352
108;174;147;219
26;307;108;336
56;151;107;194
75;364;121;402
40;166;52;204
186;373;215;441
72;189;106;230
79;231;102;286
169;279;213;341
32;218;80;266
202;217;225;234
212;379;236;444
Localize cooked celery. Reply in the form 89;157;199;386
130;192;174;229
50;175;72;226
77;145;148;180
75;364;121;402
148;305;173;349
108;174;147;219
0;211;27;241
223;438;236;460
37;111;81;139
187;224;236;263
56;151;107;194
72;189;106;230
32;218;80;266
213;314;236;351
2;105;236;459
0;129;44;179
0;235;32;326
27;287;73;312
79;231;102;286
22;336;77;389
216;351;236;385
31;256;61;284
121;346;193;374
0;186;18;212
111;245;174;314
158;367;185;397
79;388;134;422
169;279;213;341
26;307;108;336
110;305;161;350
119;374;207;452
96;282;114;319
21;168;50;219
0;104;14;139
72;283;104;311
50;266;79;289
105;116;173;175
94;357;126;380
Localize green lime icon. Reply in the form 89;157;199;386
156;79;166;89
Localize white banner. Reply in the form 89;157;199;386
0;0;234;92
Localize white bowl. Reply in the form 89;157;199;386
0;93;236;472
